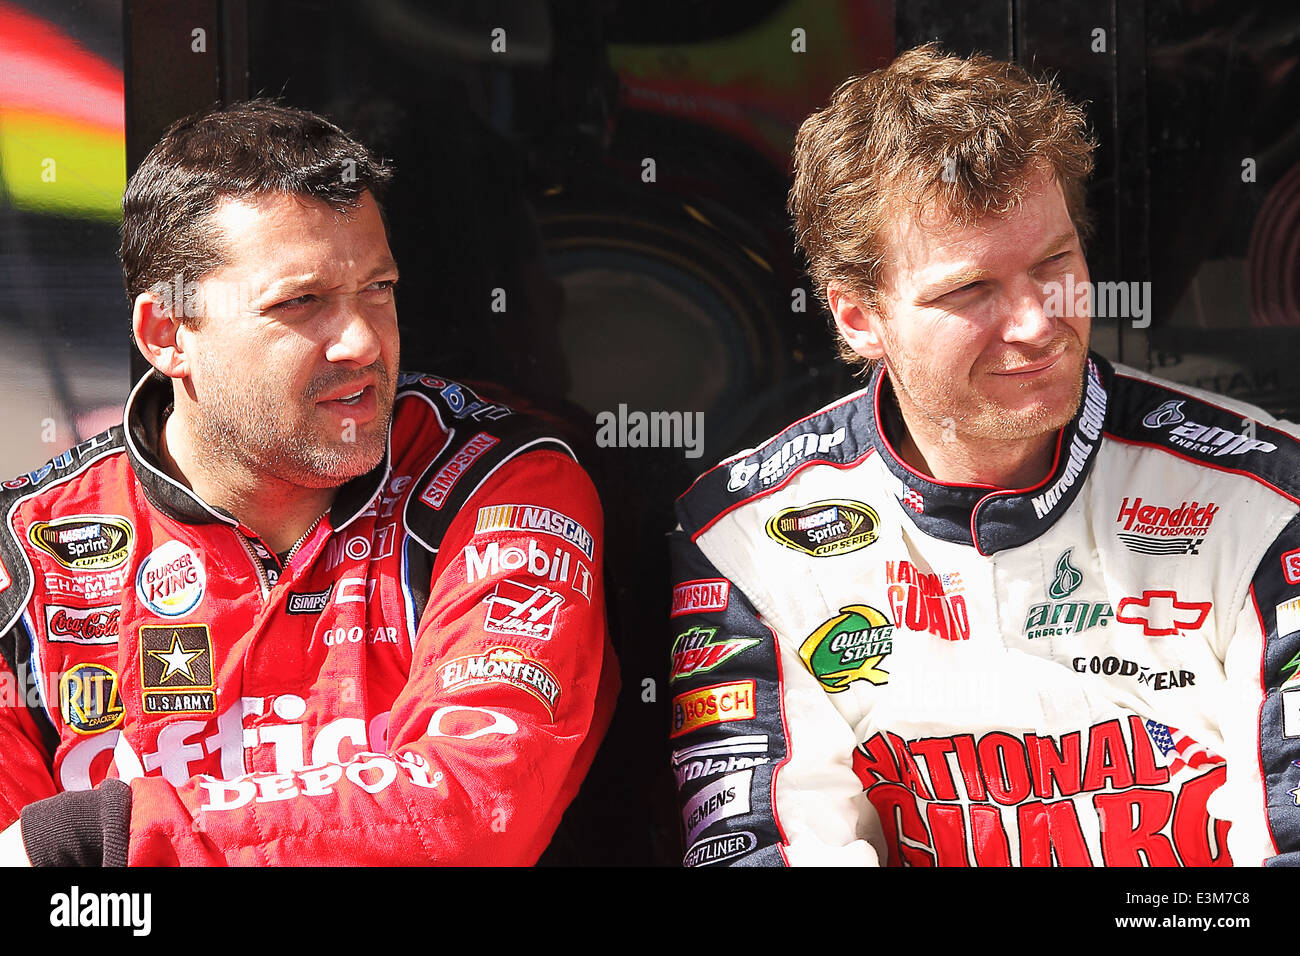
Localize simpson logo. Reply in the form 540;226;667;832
474;504;594;559
27;515;133;571
436;646;561;716
684;830;758;867
59;662;124;734
671;680;756;738
483;580;566;641
672;735;770;787
765;500;880;557
420;432;499;509
135;540;205;617
671;579;730;617
139;623;215;714
1116;590;1212;637
287;584;333;614
726;427;846;493
1277;598;1300;639
682;768;753;845
44;603;120;645
670;626;760;682
1283;548;1300;586
1115;497;1218;555
800;604;894;691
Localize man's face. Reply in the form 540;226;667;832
846;169;1090;445
180;190;400;488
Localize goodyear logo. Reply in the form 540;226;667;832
28;515;133;571
60;662;125;734
800;605;893;691
765;500;879;557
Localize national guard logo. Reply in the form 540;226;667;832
60;662;125;734
139;623;215;713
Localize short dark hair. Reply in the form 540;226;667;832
120;99;393;316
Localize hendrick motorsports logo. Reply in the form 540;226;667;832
765;500;879;557
27;515;133;571
800;605;893;691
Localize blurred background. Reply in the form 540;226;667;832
2;0;1298;864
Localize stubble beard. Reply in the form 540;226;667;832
193;362;396;489
885;332;1086;446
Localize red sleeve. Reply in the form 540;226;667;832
121;449;618;865
0;652;60;827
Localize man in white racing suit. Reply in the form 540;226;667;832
667;44;1300;867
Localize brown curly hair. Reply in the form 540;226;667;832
789;44;1097;368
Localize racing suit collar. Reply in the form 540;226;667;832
869;352;1112;554
123;371;390;532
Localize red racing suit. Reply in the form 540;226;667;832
670;353;1300;866
0;370;618;865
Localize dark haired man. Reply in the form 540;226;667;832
0;101;617;865
668;46;1300;866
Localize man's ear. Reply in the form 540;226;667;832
132;290;190;378
826;281;886;360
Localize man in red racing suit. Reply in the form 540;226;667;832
0;100;617;866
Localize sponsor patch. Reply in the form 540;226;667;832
1071;655;1196;691
672;735;770;787
0;560;9;594
482;580;566;641
901;487;924;514
671;578;730;617
59;662;124;734
44;604;120;645
670;626;759;682
462;538;592;601
1284;548;1300;586
1142;399;1276;457
1023;550;1112;639
436;646;562;717
474;504;594;559
888;559;971;642
1277;598;1300;639
1283;689;1300;739
765;500;880;557
286;584;333;615
1281;650;1300;689
27;515;133;571
420;432;499;510
671;680;756;738
682;768;753;845
1031;363;1107;519
140;623;215;713
136;540;205;617
726;427;846;493
44;567;130;602
1115;497;1217;555
800;604;894;691
684;830;758;867
1116;590;1212;637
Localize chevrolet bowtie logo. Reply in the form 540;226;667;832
1115;590;1212;636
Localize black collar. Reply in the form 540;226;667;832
123;372;389;534
869;352;1112;554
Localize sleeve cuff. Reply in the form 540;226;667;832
20;779;131;867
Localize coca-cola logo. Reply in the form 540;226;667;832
44;604;121;645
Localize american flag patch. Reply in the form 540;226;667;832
1145;720;1224;775
902;488;924;514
